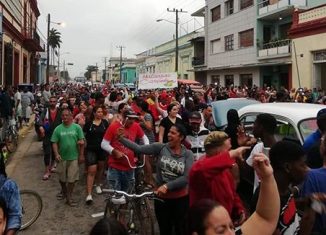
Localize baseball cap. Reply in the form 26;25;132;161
317;108;326;120
124;109;139;119
189;111;202;124
204;131;229;149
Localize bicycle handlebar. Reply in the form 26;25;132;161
122;154;145;169
102;189;155;198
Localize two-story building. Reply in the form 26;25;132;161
289;4;326;89
0;0;44;86
194;0;324;88
135;29;205;81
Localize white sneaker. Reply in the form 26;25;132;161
111;195;126;205
95;186;102;194
86;194;93;204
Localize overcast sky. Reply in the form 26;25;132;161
37;0;205;77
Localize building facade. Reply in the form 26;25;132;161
289;4;326;89
194;0;324;88
108;57;137;84
135;30;204;81
0;0;44;87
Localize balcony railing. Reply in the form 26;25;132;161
192;56;205;66
258;0;306;16
23;29;45;51
258;39;291;58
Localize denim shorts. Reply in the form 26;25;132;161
107;167;135;193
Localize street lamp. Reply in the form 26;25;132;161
46;13;65;84
156;8;187;74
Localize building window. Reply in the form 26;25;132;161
239;29;254;48
225;0;234;16
240;74;253;87
211;75;220;85
211;38;221;54
225;75;234;86
240;0;253;10
184;74;188;80
225;35;234;51
211;5;221;22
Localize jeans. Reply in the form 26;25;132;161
107;167;135;193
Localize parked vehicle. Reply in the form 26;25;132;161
211;98;260;130
238;102;325;144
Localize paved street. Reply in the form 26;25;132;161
7;128;108;235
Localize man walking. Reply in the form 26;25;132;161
38;96;62;180
51;108;85;207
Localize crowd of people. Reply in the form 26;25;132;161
0;81;325;234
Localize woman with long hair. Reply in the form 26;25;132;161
118;123;194;235
83;105;109;204
158;103;183;143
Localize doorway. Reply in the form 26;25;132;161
14;51;20;86
4;43;13;86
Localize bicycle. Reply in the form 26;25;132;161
92;155;156;235
0;117;19;154
19;190;43;230
5;117;19;153
93;189;156;235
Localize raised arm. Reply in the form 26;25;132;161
120;137;163;156
241;154;280;235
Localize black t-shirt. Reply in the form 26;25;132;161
84;119;109;151
159;117;183;143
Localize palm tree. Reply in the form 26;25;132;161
48;28;62;66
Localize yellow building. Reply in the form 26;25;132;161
0;0;44;86
289;5;326;89
136;29;205;81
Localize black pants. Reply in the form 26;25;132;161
154;195;189;235
43;136;55;167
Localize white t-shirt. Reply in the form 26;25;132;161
246;142;264;193
14;91;22;109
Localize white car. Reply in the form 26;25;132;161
238;102;326;144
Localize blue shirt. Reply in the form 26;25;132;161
301;168;326;232
303;130;321;152
0;174;22;231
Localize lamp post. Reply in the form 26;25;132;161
46;13;64;83
157;9;187;74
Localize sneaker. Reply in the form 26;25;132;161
95;185;102;194
85;195;93;205
111;195;126;205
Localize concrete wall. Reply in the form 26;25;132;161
206;0;257;69
207;67;260;86
292;33;326;89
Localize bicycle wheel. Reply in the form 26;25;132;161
20;190;43;230
6;130;18;153
132;198;155;235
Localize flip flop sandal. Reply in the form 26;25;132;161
42;173;50;181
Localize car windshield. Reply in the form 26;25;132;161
299;118;318;141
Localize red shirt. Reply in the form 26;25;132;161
189;152;245;220
103;120;144;171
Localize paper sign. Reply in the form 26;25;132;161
138;73;178;90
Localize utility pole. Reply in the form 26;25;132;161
117;46;125;83
63;60;66;82
103;57;108;82
46;13;50;83
167;8;187;75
